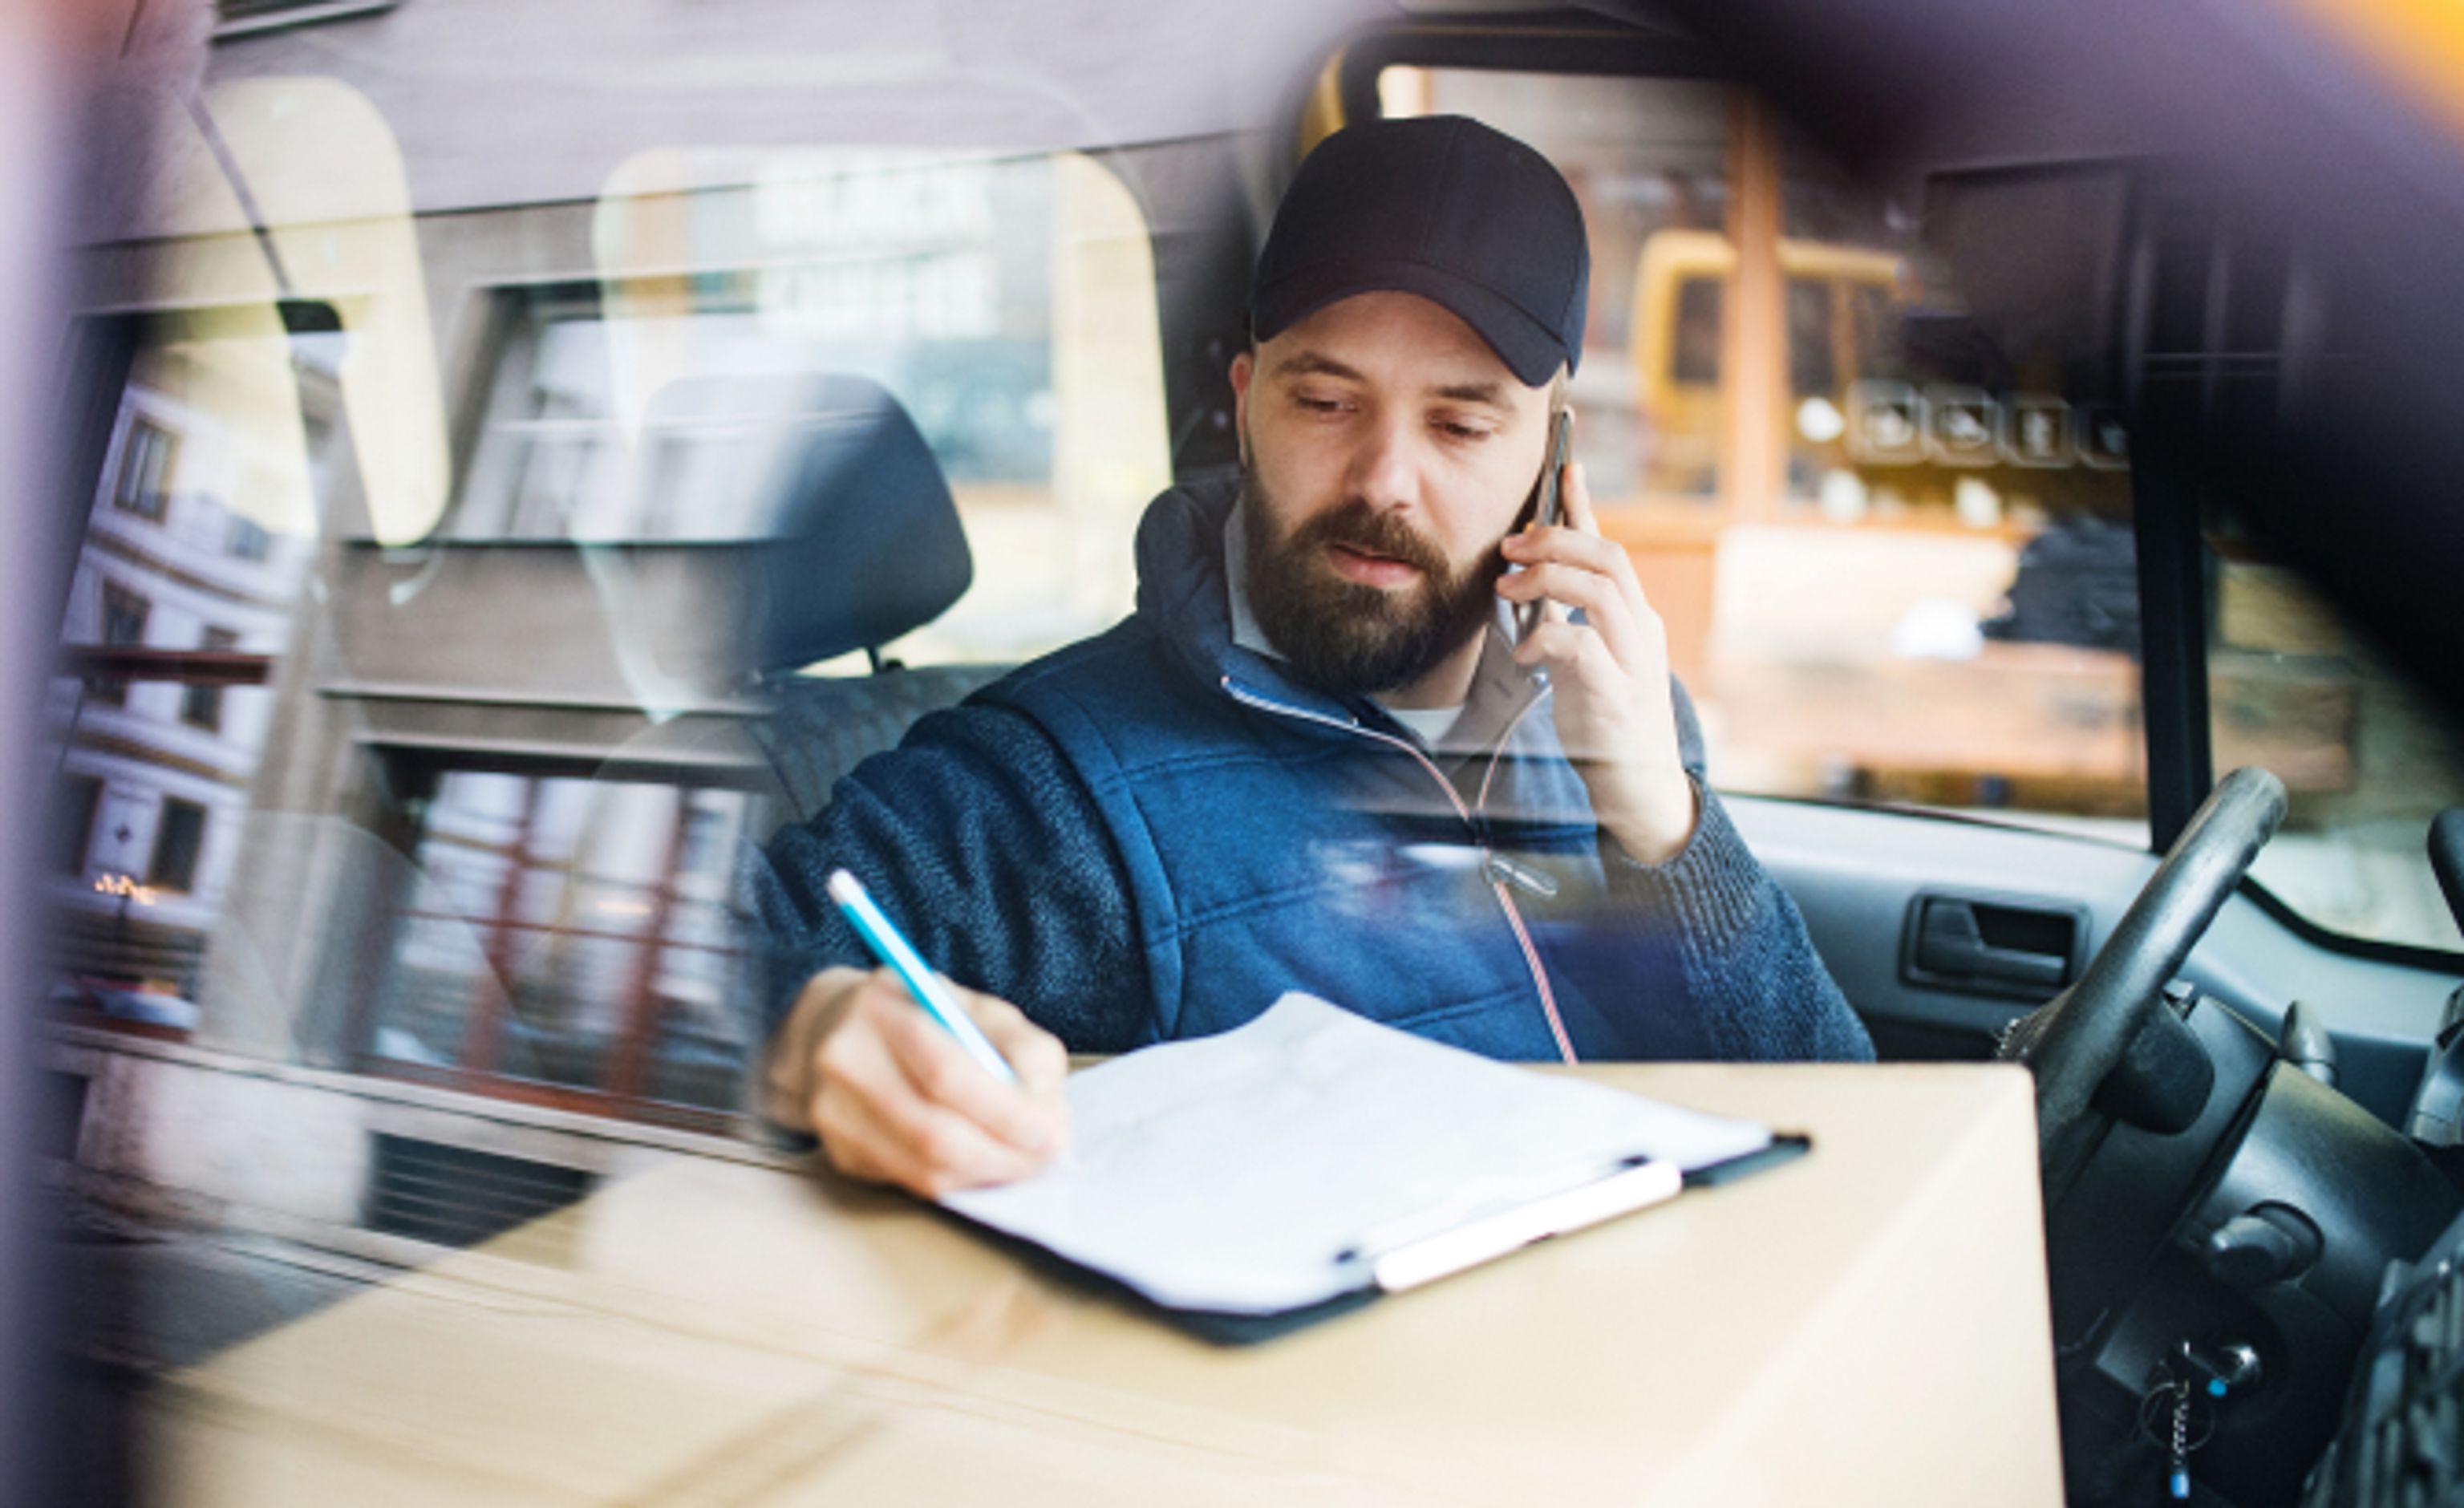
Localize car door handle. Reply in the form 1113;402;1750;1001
1903;894;2081;998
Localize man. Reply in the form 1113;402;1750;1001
752;115;1871;1198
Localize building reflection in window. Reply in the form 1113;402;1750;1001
367;772;763;1120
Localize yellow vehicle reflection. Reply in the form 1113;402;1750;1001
1615;216;2355;821
1631;226;1903;503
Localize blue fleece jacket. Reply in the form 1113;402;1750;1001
752;480;1871;1063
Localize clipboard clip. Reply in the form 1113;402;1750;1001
1337;1155;1684;1295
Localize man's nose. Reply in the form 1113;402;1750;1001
1346;412;1423;513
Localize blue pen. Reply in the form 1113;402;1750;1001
825;869;1019;1085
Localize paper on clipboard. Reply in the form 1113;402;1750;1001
939;994;1773;1315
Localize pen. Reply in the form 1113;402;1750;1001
825;869;1019;1085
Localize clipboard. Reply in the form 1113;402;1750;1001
941;1133;1810;1344
936;996;1814;1343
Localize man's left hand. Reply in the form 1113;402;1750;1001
1494;454;1699;865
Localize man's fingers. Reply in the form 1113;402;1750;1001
812;989;1060;1194
800;970;1072;1198
965;990;1072;1098
1561;456;1598;534
1497;559;1621;620
814;1061;1048;1196
1512;617;1625;681
1559;458;1647;597
1511;456;1646;601
1497;561;1626;651
1505;523;1657;644
1506;521;1639;591
1498;561;1654;671
864;976;1068;1154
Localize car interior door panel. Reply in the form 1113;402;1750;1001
1735;796;2459;1129
1901;890;2085;999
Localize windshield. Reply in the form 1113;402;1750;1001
20;4;2464;1504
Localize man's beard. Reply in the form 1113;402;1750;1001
1239;456;1511;699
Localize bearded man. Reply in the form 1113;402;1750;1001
751;115;1871;1198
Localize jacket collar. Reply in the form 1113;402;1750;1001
1131;474;1323;707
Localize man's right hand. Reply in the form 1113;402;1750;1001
766;966;1071;1198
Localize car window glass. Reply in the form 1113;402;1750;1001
47;310;333;1032
2212;538;2464;951
1380;67;1732;508
1378;70;2149;846
45;89;1168;1119
368;772;759;1111
46;72;439;1040
454;148;1169;667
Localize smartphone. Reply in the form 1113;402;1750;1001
1514;408;1576;644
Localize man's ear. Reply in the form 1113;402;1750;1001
1229;348;1254;460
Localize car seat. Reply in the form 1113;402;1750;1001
533;373;1011;1106
704;372;1008;820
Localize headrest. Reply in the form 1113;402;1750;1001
637;372;972;673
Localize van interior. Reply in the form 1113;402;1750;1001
22;2;2464;1503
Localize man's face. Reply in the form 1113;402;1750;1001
1230;291;1557;698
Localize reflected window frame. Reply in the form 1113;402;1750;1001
353;750;773;1133
92;580;151;707
180;626;241;732
228;514;271;561
112;414;179;523
54;775;103;879
146;797;207;894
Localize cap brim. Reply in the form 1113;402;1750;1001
1251;259;1572;387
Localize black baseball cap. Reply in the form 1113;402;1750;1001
1249;116;1590;387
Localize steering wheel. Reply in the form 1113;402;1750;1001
1995;766;2287;1200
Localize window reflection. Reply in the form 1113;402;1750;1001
43;316;327;1022
1378;68;2153;832
2214;540;2464;951
1384;70;1732;506
369;772;762;1116
113;416;179;521
92;582;148;707
445;150;1170;667
1632;237;1732;499
181;627;241;731
147;800;208;895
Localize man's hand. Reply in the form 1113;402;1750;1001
766;966;1071;1198
1493;454;1699;865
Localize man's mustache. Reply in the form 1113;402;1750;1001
1291;500;1450;579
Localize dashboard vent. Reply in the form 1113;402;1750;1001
363;1134;594;1259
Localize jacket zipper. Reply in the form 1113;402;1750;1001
1220;675;1577;1064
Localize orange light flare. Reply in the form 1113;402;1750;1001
91;873;158;906
2265;0;2464;149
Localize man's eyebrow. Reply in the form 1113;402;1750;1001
1268;351;1366;383
1270;351;1515;408
1433;379;1510;407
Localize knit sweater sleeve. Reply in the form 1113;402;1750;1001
1597;684;1875;1063
744;700;1153;1056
